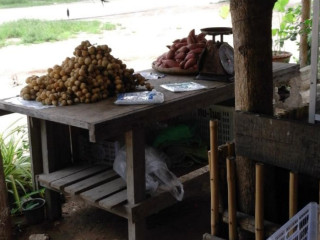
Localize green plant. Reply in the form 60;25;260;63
22;200;39;210
219;5;230;19
0;117;32;207
272;0;291;53
272;0;312;60
11;188;45;214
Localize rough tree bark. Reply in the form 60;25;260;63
300;0;311;67
0;150;12;240
230;0;276;223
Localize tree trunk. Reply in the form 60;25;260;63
300;0;311;67
0;151;12;240
230;0;276;219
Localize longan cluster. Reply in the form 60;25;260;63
20;40;152;106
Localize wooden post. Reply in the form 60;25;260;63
289;172;298;218
255;163;264;240
227;156;237;240
0;150;12;240
300;0;311;67
27;117;43;189
40;120;72;220
126;127;146;240
209;120;219;236
230;0;276;227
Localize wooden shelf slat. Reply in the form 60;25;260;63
38;164;92;188
50;165;110;190
99;189;128;209
64;169;118;195
80;177;126;203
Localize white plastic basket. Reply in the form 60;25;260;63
267;202;319;240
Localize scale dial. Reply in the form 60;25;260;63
219;43;234;75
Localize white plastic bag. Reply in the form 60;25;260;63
114;89;164;105
160;82;207;92
113;146;184;201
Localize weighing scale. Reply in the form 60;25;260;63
196;27;234;82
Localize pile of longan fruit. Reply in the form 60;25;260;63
20;40;152;106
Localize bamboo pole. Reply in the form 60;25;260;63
300;0;311;67
227;156;237;240
209;120;219;236
0;150;12;240
289;172;298;218
255;163;264;240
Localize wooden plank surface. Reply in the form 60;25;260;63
38;164;91;187
80;177;126;203
0;64;298;142
64;169;118;195
50;165;109;190
0;74;231;132
272;62;300;84
235;111;320;177
0;109;11;116
98;189;128;209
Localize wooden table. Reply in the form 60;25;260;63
0;63;298;240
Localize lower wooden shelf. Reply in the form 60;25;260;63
38;164;209;221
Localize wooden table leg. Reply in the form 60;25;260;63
27;117;43;189
40;120;72;220
125;127;146;240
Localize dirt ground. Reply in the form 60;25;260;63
13;186;213;240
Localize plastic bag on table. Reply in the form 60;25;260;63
113;145;184;201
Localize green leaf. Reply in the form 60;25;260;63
272;29;278;36
219;5;230;19
274;0;289;12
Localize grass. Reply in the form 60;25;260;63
0;19;118;47
0;0;79;9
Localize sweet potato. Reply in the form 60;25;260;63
197;32;207;42
184;58;197;69
180;37;187;43
189;48;204;54
187;43;205;50
166;50;175;59
156;52;166;62
174;51;186;60
162;59;179;68
176;46;189;53
187;29;197;44
185;52;196;60
179;60;187;69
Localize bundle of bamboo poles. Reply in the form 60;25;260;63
208;120;236;240
205;119;315;240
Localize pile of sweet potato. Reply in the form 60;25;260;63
154;29;207;70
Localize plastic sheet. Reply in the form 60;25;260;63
160;82;207;92
113;146;184;201
114;90;164;105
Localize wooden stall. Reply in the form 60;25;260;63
0;63;297;240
